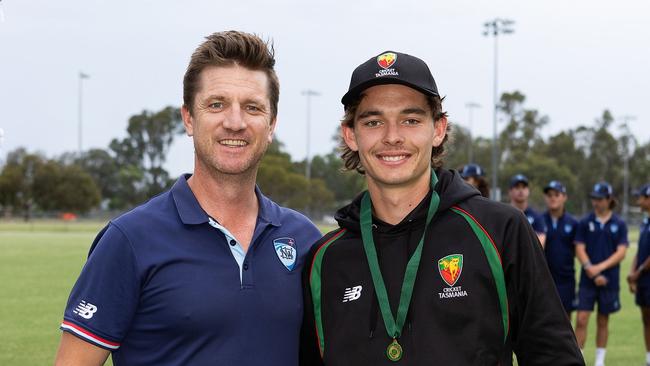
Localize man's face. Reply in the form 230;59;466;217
544;190;566;211
637;195;650;211
591;197;610;214
464;176;479;188
341;84;446;189
181;65;275;176
509;183;529;204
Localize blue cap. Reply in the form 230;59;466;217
590;182;613;199
633;184;650;198
460;163;485;179
509;174;529;188
544;180;566;194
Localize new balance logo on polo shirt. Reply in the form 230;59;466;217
73;300;97;319
342;285;363;302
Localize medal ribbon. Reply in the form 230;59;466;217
360;171;440;341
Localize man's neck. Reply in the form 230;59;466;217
595;209;612;223
188;164;259;227
548;207;564;219
366;173;431;226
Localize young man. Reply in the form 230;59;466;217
542;180;579;316
300;50;583;365
509;173;547;247
574;182;628;366
627;184;650;366
54;31;321;366
460;163;490;198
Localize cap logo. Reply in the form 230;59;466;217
377;52;397;69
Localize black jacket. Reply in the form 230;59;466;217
300;169;584;366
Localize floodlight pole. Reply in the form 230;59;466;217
483;18;514;201
301;89;320;181
619;116;636;222
78;72;90;154
465;102;481;162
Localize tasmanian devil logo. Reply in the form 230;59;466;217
274;237;297;271
438;254;464;287
377;52;397;69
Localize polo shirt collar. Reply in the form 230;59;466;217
172;174;208;225
171;174;281;227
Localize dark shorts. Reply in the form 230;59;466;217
555;282;577;313
636;284;650;307
576;284;621;314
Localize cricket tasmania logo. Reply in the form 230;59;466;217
377;52;397;69
438;254;463;287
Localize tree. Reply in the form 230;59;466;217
498;91;549;167
0;148;45;220
109;106;184;208
73;148;120;201
0;148;101;218
33;161;101;213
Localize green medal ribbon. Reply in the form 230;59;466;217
360;171;440;362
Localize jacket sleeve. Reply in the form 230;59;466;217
299;241;325;366
504;213;585;366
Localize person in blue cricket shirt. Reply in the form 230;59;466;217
460;163;490;198
543;180;579;316
574;182;628;366
627;184;650;366
509;174;547;247
54;31;322;366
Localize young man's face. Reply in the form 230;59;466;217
464;176;479;189
509;183;529;204
591;197;611;215
341;84;447;190
544;190;566;211
181;65;276;176
637;195;650;212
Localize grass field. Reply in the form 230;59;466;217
0;220;644;365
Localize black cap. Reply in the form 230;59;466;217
509;174;529;188
341;51;439;108
590;182;613;199
544;180;566;194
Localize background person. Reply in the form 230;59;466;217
574;182;628;366
54;31;322;366
627;184;650;366
542;180;579;316
460;163;490;198
509;173;547;247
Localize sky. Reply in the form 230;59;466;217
0;0;648;177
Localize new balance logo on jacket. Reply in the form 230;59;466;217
342;285;363;302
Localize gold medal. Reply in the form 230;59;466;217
386;338;403;362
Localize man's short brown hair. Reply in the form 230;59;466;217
183;31;279;118
339;94;449;174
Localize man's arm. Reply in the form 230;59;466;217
590;245;627;276
536;233;546;249
575;242;597;278
54;333;110;366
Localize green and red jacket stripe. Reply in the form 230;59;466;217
300;169;583;366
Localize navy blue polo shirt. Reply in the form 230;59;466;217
60;175;322;366
524;206;547;234
637;217;650;287
575;212;629;290
543;211;578;284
